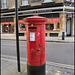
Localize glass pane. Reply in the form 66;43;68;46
3;0;6;3
53;14;59;18
22;0;28;5
44;0;52;2
2;0;6;8
72;0;74;2
2;4;6;8
46;14;52;18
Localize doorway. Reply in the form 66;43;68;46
66;18;72;36
50;24;54;30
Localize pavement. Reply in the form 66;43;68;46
1;34;74;43
1;55;74;75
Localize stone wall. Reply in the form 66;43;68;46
1;0;64;9
59;13;67;37
53;0;64;3
7;0;21;9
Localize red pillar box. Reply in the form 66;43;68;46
23;16;47;75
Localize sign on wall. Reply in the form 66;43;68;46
30;32;35;41
1;18;60;25
1;22;14;25
1;20;24;25
48;18;60;21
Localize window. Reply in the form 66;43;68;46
2;0;7;8
45;33;47;37
71;0;74;2
40;14;52;18
40;14;59;18
44;0;53;2
46;14;52;18
31;0;41;2
65;0;74;2
40;14;46;17
50;33;58;37
22;0;28;5
45;24;54;30
1;18;14;22
66;0;71;2
19;24;26;31
2;25;14;33
53;14;59;18
19;15;33;20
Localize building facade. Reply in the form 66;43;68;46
1;0;74;37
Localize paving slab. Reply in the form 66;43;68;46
1;34;74;43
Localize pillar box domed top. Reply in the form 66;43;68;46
23;16;48;24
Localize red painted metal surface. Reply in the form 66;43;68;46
24;16;47;65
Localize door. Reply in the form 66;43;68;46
66;19;71;36
1;25;2;33
2;25;9;33
50;24;54;30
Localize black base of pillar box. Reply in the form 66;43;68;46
27;63;45;75
62;32;65;40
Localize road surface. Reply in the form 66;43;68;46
1;40;74;65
